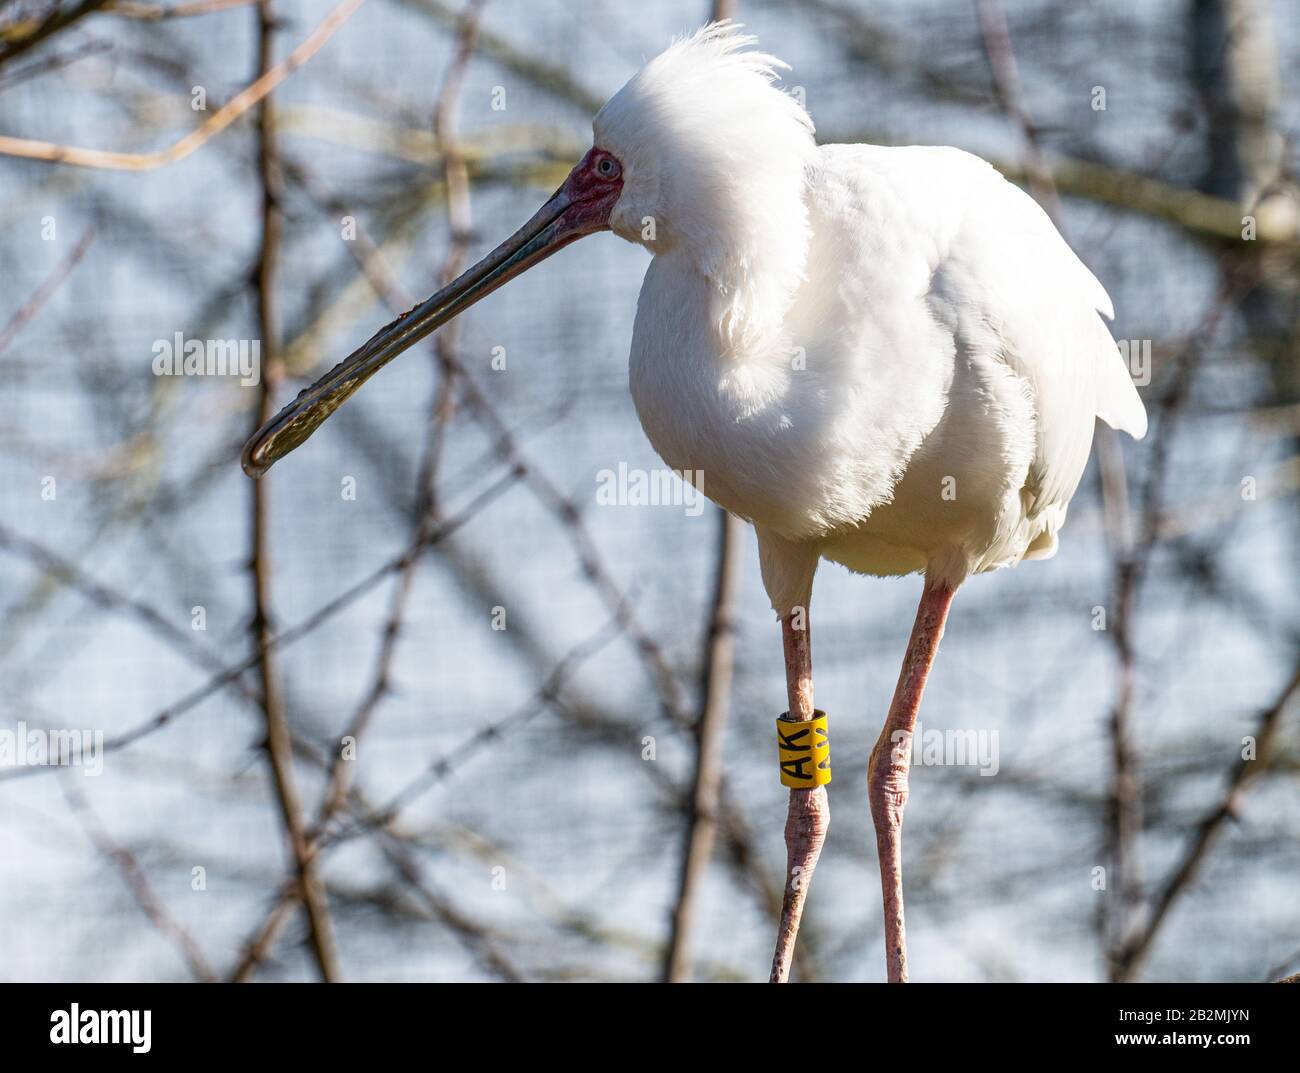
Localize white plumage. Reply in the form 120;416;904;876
595;24;1146;611
242;20;1151;982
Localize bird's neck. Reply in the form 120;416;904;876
670;174;812;354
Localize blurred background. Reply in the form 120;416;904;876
0;0;1296;983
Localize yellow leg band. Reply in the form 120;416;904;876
776;711;831;788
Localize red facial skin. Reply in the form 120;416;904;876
553;147;624;237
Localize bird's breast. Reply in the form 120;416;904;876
627;255;939;541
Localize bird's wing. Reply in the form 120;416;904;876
942;149;1146;525
828;145;1147;524
944;150;1147;440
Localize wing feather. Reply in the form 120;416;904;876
931;148;1148;520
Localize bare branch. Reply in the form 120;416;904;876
1117;660;1300;981
0;0;365;170
0;225;94;355
663;508;742;982
61;778;216;981
0;0;112;68
104;0;256;18
973;0;1061;220
246;0;339;982
0;521;263;709
1104;255;1261;981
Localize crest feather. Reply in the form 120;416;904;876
594;22;816;344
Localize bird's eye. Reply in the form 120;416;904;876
597;156;620;178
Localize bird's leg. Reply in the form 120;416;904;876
769;611;829;983
868;581;955;983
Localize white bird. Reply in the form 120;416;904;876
244;22;1147;983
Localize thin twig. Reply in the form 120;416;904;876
407;0;604;115
0;225;94;355
0;467;520;784
0;0;112;68
61;778;217;981
367;539;804;977
663;508;742;982
973;0;1061;220
0;521;263;709
0;0;365;169
377;831;522;981
362;614;626;829
1116;660;1300;981
228;612;624;981
1103;257;1258;980
105;0;257;18
0;38;112;91
247;0;339;981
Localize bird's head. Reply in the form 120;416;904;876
242;21;813;478
594;22;817;336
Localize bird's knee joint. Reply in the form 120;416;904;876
869;785;908;830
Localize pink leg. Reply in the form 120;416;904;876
868;581;955;983
769;613;829;983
